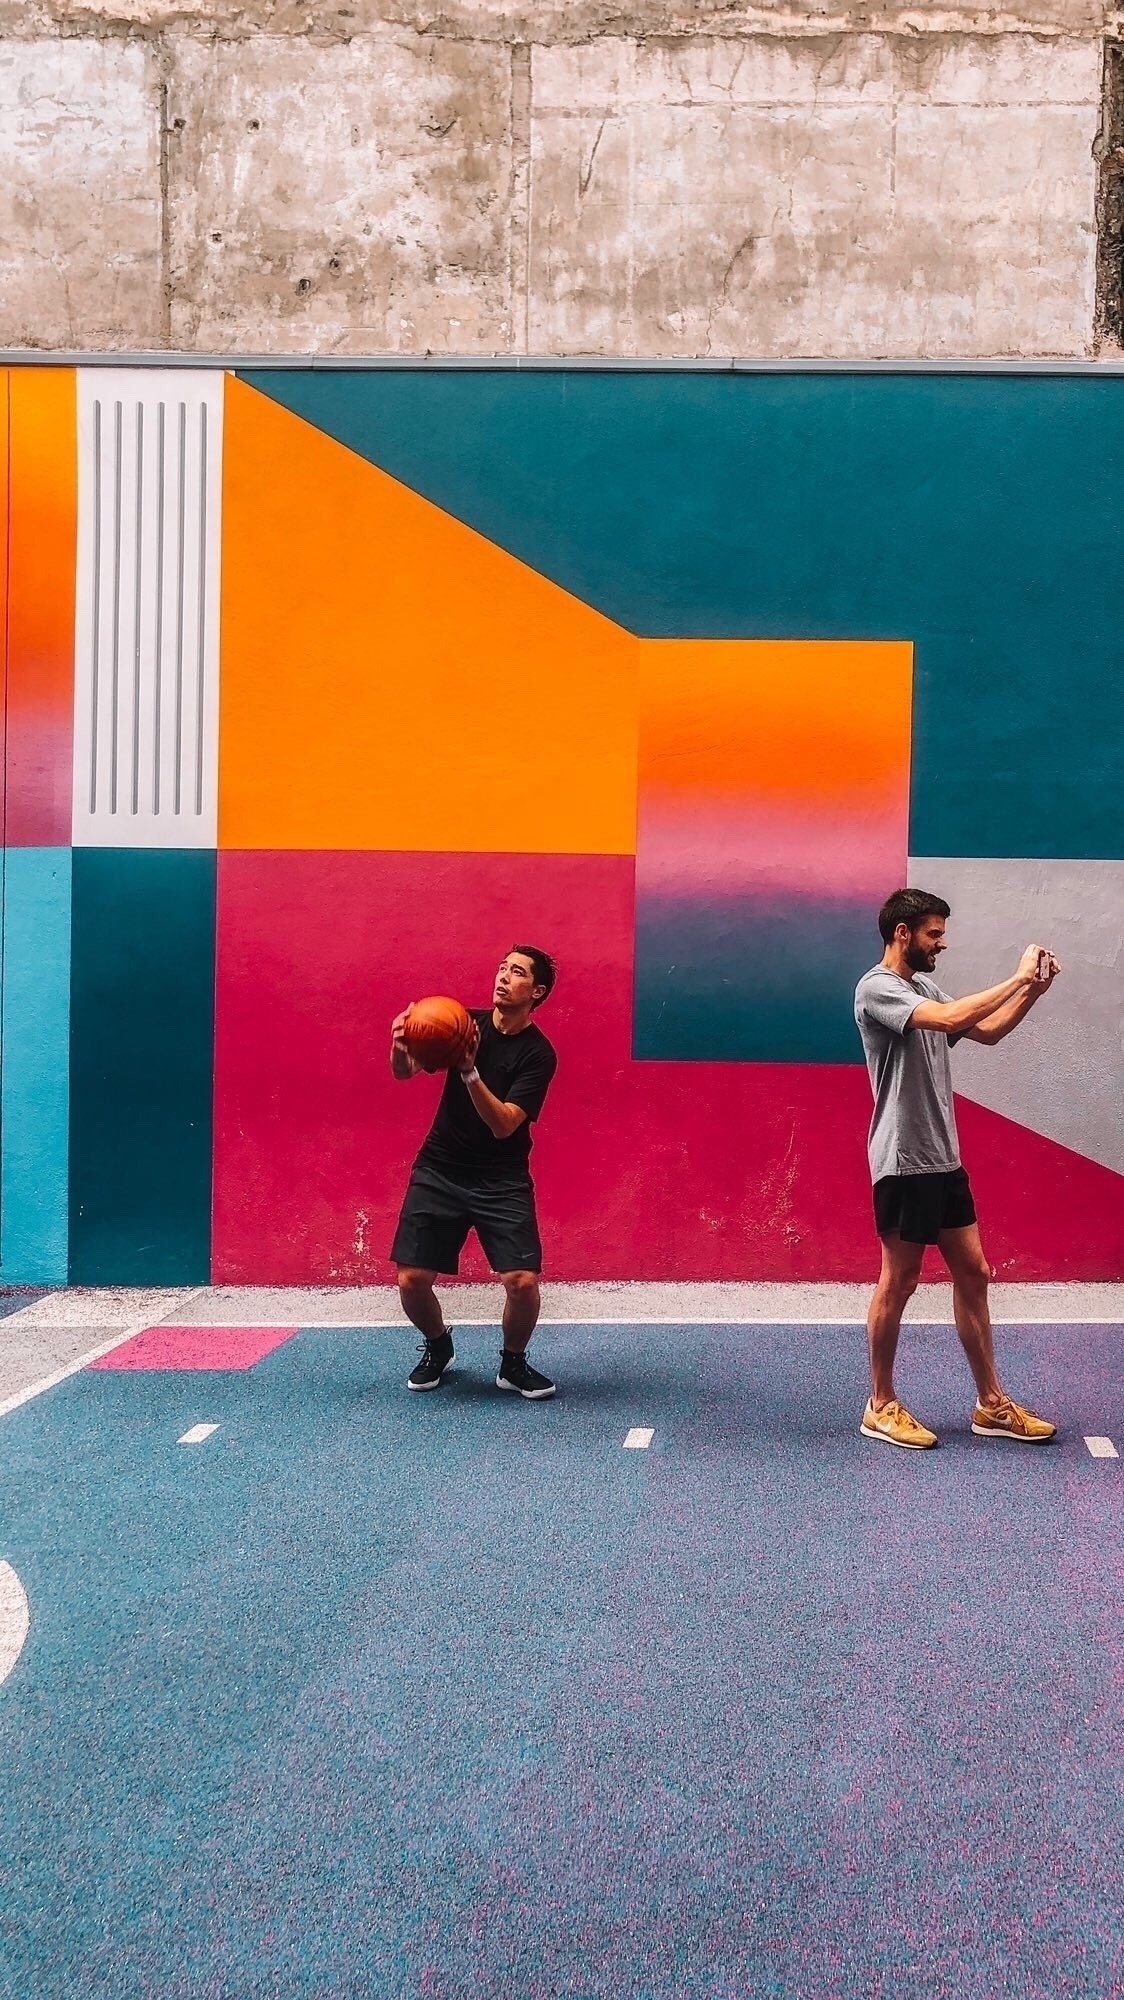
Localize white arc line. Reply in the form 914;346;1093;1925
178;1423;218;1445
1084;1435;1119;1459
0;1327;149;1420
0;1563;30;1688
624;1428;654;1449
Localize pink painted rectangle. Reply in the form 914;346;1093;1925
90;1326;298;1371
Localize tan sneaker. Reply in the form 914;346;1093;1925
860;1397;938;1450
971;1395;1056;1443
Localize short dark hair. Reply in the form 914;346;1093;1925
878;888;951;944
509;944;556;1008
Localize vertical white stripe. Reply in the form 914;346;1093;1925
74;370;223;848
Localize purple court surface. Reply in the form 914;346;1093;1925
0;1318;1121;1999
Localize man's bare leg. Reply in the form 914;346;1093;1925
939;1223;1004;1407
499;1270;540;1355
396;1266;447;1343
867;1234;925;1408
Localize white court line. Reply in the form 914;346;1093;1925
178;1423;218;1445
1084;1436;1119;1459
0;1562;30;1688
141;1316;1124;1329
624;1427;654;1449
0;1327;147;1421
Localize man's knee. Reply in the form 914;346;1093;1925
501;1269;539;1302
956;1254;991;1294
879;1255;922;1307
397;1265;436;1304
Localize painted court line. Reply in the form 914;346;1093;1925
0;1328;150;1421
1083;1435;1119;1459
624;1428;655;1449
0;1562;30;1688
158;1315;1124;1329
178;1424;219;1446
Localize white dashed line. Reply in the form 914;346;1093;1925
624;1428;654;1450
1084;1435;1119;1459
178;1424;219;1446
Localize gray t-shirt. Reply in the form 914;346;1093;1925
853;966;961;1182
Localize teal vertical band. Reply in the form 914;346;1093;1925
0;848;72;1284
69;848;216;1285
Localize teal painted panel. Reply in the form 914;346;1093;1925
0;849;72;1284
69;849;215;1285
240;369;1124;862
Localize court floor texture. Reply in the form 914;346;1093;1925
0;1313;1121;1999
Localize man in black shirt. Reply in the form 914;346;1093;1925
389;946;559;1399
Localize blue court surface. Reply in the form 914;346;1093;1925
0;1320;1121;2000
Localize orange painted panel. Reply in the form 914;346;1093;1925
219;379;640;854
640;639;913;813
6;368;77;846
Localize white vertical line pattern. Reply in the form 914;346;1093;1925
74;371;223;847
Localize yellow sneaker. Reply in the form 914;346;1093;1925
860;1397;938;1450
971;1395;1056;1443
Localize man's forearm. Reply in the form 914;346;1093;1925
390;1049;418;1080
972;985;1040;1044
463;1071;525;1139
941;973;1030;1034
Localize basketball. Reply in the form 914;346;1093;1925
403;995;473;1070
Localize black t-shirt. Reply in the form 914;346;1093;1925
416;1009;557;1183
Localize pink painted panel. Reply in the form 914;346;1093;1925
91;1326;297;1370
953;1099;1124;1281
211;852;1124;1284
213;850;880;1284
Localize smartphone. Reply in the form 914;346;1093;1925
1036;949;1051;981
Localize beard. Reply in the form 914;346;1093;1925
905;937;936;973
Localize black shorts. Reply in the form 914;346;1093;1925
390;1160;543;1275
874;1166;977;1246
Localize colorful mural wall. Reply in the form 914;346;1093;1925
2;364;1122;1286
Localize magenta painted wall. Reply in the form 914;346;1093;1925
212;851;1122;1284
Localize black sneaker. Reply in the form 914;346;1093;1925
495;1351;556;1400
407;1333;454;1391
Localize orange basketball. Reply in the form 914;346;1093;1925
403;995;473;1070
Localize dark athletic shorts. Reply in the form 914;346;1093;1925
390;1160;543;1275
874;1166;977;1246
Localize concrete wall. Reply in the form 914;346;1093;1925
1;4;1121;357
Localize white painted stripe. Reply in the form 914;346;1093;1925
151;1315;1124;1329
178;1423;218;1445
0;1562;30;1688
1084;1435;1119;1458
0;1327;147;1420
624;1427;654;1449
74;371;222;848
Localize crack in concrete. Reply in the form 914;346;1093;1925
578;112;608;196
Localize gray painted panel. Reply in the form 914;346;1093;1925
909;857;1124;1175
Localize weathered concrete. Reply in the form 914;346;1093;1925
0;39;164;349
166;31;514;351
529;35;1100;356
0;2;1116;38
0;7;1120;359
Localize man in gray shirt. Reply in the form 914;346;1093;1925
853;887;1059;1451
